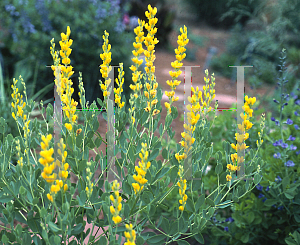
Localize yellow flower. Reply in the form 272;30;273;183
124;223;136;245
110;180;122;224
65;123;72;131
76;128;82;135
47;193;54;202
177;165;187;211
226;174;232;181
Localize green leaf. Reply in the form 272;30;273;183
170;167;178;183
19;186;27;195
282;176;290;191
124;204;130;219
294;214;300;223
0;194;13;203
98;235;107;245
215;164;223;175
215;151;222;163
177;240;190;245
264;199;278;207
185;198;195;212
194;233;204;244
72;223;84;235
148;149;159;162
253;173;261;185
33;197;39;205
285;237;298;245
246;211;255;224
2;234;9;243
159;123;163;136
142;192;151;204
136;236;145;245
192;179;201;191
149;204;156;217
15;223;22;236
165;114;172;128
240;232;249;243
160;217;170;233
123;181;132;195
179;216;188;233
54;236;61;244
171;106;178;119
195;194;205;212
128;145;136;163
205;197;215;207
48;221;60;233
284;189;295;199
162;148;168;159
147;234;166;243
93;117;99;132
155;167;169;181
208;207;215;219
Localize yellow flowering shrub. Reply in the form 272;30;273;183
0;4;266;245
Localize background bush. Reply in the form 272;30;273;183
183;0;260;29
0;0;136;110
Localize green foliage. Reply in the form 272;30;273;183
0;10;264;245
200;49;300;245
0;0;134;108
183;0;260;29
210;53;237;78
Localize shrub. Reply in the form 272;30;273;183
200;49;300;245
183;0;260;29
0;5;265;245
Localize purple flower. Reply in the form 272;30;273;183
275;120;280;126
266;186;270;191
258;193;265;198
262;198;267;202
295;100;300;105
285;160;295;167
295;125;299;130
225;217;234;223
224;227;229;232
129;16;139;29
286;119;293;125
273;99;279;103
273;140;282;147
278;206;284;210
291;92;298;100
295;111;299;117
290;144;297;151
256;184;263;191
273;153;281;158
296;150;300;155
282;143;289;148
276;176;282;182
271;117;276;121
287;135;296;141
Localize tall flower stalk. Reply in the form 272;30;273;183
165;25;189;114
228;96;260;181
143;4;159;118
50;26;78;133
132;142;151;195
99;30;112;106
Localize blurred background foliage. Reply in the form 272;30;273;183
207;0;300;92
